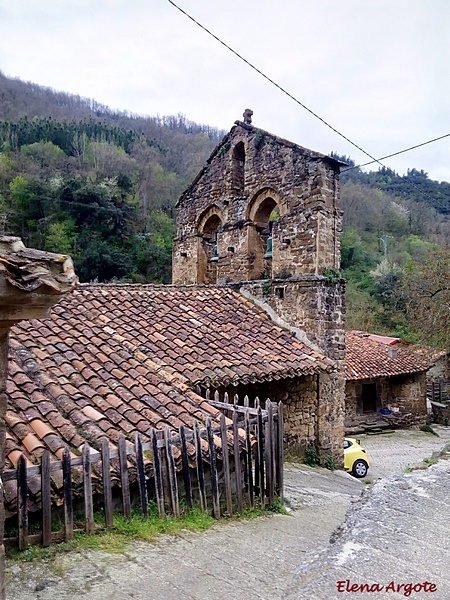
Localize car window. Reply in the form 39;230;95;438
343;440;352;449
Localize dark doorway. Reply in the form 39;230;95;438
361;383;377;413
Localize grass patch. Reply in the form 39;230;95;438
404;455;439;474
7;499;286;562
421;424;439;436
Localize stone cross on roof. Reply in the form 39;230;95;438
243;108;253;124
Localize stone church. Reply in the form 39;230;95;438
173;110;347;460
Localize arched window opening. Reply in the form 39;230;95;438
231;142;245;194
248;196;280;280
198;214;222;283
255;199;279;259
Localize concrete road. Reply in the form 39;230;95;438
358;424;450;480
6;427;450;600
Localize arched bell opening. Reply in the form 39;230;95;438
247;194;281;280
198;213;222;284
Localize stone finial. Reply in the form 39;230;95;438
243;108;253;125
0;236;78;324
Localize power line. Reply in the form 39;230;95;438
167;0;449;195
166;0;384;168
342;133;450;172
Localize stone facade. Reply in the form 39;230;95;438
213;374;342;461
173;119;344;286
345;374;428;426
172;114;346;462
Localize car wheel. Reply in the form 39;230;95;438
352;459;368;478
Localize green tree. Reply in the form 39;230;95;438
400;248;450;348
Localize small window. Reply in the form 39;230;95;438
343;439;352;449
231;142;245;193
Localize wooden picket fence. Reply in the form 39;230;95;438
3;396;284;550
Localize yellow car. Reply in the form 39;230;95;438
344;437;370;478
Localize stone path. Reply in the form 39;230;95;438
6;427;450;600
284;458;450;600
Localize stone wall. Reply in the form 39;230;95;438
238;276;345;361
173;121;343;285
345;374;427;425
212;372;344;465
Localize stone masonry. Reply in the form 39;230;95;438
173;117;344;286
172;112;346;462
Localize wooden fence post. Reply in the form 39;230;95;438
135;432;149;519
265;400;275;505
275;402;284;501
101;438;113;528
220;414;233;515
206;418;220;518
257;406;265;508
118;435;131;518
179;425;193;510
232;410;243;512
194;421;207;512
17;455;28;550
165;426;180;518
62;448;74;542
152;429;165;519
82;444;95;534
41;451;51;547
245;410;254;509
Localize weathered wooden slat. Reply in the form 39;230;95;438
244;395;249;408
206;418;220;518
254;412;260;494
204;399;268;417
165;426;180;518
101;438;113;528
135;432;149;519
275;402;284;500
179;425;192;510
266;400;275;505
223;391;230;418
41;451;52;547
220;414;233;515
233;410;243;512
62;448;74;542
17;455;28;551
152;429;165;519
257;406;265;508
245;410;254;509
2;413;263;484
118;434;131;518
194;421;207;512
82;443;95;534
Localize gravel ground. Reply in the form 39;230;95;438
6;427;450;600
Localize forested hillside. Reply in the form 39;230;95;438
333;152;450;342
1;72;449;344
0;71;222;282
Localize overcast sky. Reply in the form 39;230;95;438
0;0;449;182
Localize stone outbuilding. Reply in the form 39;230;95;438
345;331;445;432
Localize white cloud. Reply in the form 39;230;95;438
0;0;449;180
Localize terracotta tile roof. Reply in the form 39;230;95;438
4;319;226;514
345;331;445;380
4;283;329;512
49;284;332;387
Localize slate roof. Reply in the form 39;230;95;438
345;330;445;381
3;283;331;510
